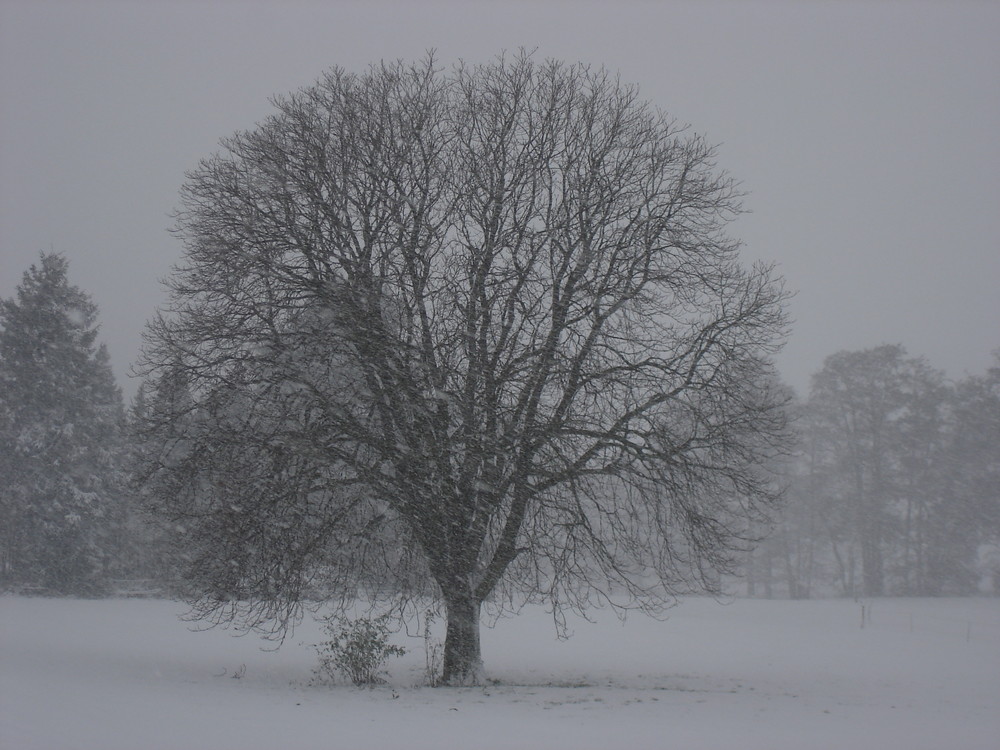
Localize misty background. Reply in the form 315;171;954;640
2;0;998;400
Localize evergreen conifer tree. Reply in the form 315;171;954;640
0;253;127;594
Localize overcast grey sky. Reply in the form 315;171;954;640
2;0;998;399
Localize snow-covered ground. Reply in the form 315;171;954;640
2;595;998;750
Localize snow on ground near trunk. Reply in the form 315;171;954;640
2;596;998;749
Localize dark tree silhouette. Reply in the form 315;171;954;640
135;54;789;684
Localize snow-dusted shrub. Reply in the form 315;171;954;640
313;616;405;687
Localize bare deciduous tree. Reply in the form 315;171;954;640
806;345;945;597
135;54;789;684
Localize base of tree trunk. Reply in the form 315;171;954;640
441;595;484;686
441;658;486;687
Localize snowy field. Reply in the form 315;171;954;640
2;595;998;750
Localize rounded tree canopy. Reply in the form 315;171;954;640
137;53;790;680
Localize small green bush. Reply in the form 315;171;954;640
314;616;406;687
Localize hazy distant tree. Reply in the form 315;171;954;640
770;402;827;599
807;345;947;596
123;376;195;589
743;386;818;599
938;354;1000;592
892;363;952;594
135;54;789;684
0;254;127;594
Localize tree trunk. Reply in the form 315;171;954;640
441;592;484;686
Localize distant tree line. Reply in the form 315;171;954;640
745;345;1000;598
1;254;997;601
